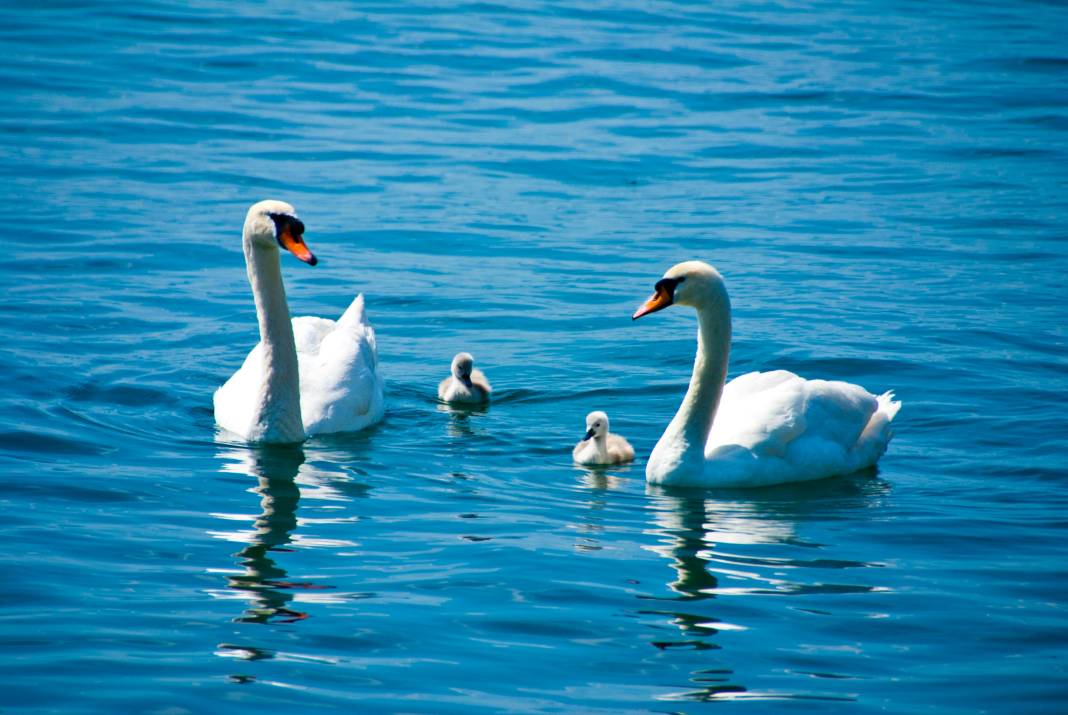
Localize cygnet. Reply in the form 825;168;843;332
438;352;492;404
572;411;634;466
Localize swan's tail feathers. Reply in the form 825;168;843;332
849;390;900;466
876;391;901;421
338;294;369;329
337;293;379;372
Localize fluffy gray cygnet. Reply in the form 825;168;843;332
572;411;634;466
438;352;492;404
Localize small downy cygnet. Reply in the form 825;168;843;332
572;411;635;466
438;352;492;404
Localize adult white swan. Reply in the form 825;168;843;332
632;260;899;488
213;200;385;444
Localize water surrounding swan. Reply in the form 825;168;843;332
3;2;1066;713
573;411;635;466
213;201;385;442
633;261;899;487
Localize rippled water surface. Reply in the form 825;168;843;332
2;1;1067;712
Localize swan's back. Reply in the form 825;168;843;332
702;370;900;487
298;294;384;434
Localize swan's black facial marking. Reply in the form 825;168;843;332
633;276;679;319
268;212;305;238
654;277;679;301
583;428;596;441
268;212;317;265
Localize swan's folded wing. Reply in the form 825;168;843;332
705;371;885;483
708;370;808;458
798;379;878;450
292;316;335;356
297;296;384;434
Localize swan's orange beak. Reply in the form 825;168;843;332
632;278;676;320
279;223;317;266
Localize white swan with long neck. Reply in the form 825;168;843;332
213;200;385;443
633;260;900;488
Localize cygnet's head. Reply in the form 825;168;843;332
632;260;726;319
243;199;317;265
583;410;610;441
451;352;475;385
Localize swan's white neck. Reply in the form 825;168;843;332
244;238;305;443
648;294;731;482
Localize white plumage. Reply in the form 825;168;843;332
633;260;900;488
699;370;899;487
213;200;384;443
215;295;385;439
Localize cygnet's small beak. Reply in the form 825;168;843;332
632;277;677;320
583;428;596;441
278;220;317;266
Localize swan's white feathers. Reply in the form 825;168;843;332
215;294;385;438
686;369;899;488
641;259;901;488
711;370;807;459
214;343;268;438
876;390;901;421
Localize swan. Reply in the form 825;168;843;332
437;352;491;404
632;260;900;488
213;200;385;443
573;411;635;466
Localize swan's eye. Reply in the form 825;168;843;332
654;277;679;296
268;213;304;236
676;276;686;283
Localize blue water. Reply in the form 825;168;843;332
2;1;1067;712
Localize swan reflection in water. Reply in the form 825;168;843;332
209;445;360;626
640;486;799;701
640;476;889;702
